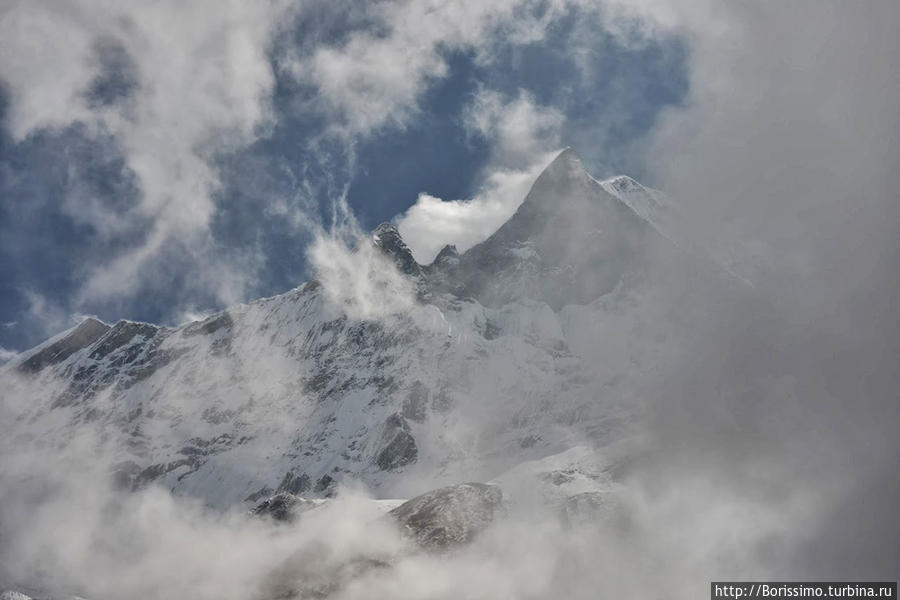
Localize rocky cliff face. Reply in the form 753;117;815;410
0;149;726;509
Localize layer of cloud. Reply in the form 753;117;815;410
617;0;900;578
0;423;406;599
307;217;418;322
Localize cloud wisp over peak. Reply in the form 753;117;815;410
0;0;689;351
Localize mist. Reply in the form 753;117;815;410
635;0;900;580
2;1;899;599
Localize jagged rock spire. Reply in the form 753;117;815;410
373;222;422;276
432;243;459;267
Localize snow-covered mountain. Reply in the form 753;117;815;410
0;149;734;510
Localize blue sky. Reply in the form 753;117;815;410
0;1;691;352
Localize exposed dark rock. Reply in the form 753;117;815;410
375;414;417;470
388;482;503;550
48;328;176;408
110;460;142;491
252;492;320;522
179;433;237;455
125;344;188;385
423;244;464;295
483;319;501;340
262;541;391;599
401;381;428;423
314;474;336;496
540;469;576;486
19;318;110;373
373;222;421;277
519;434;540;448
131;457;198;489
88;320;158;361
432;244;459;267
430;387;453;412
277;471;311;495
244;486;274;503
132;463;168;488
376;431;417;471
183;312;234;337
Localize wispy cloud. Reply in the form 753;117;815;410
0;346;17;363
397;90;563;263
286;0;572;141
619;0;900;577
0;0;295;312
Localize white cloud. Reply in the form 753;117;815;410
283;1;585;265
625;1;900;301
0;346;18;363
0;0;608;323
397;91;563;263
288;0;572;140
606;0;900;577
307;230;417;322
20;290;77;339
463;89;564;168
0;0;294;307
396;159;554;264
302;192;418;323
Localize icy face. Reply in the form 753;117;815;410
438;149;668;309
0;149;718;509
598;175;670;227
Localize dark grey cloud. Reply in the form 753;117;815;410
625;0;900;581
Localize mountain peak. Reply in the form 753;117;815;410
540;147;585;179
18;317;110;374
600;174;642;193
518;148;592;211
373;222;421;276
452;146;664;308
598;175;668;225
433;244;459;266
373;222;400;239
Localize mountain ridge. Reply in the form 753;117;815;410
1;148;716;509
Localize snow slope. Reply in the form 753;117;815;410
0;149;734;508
